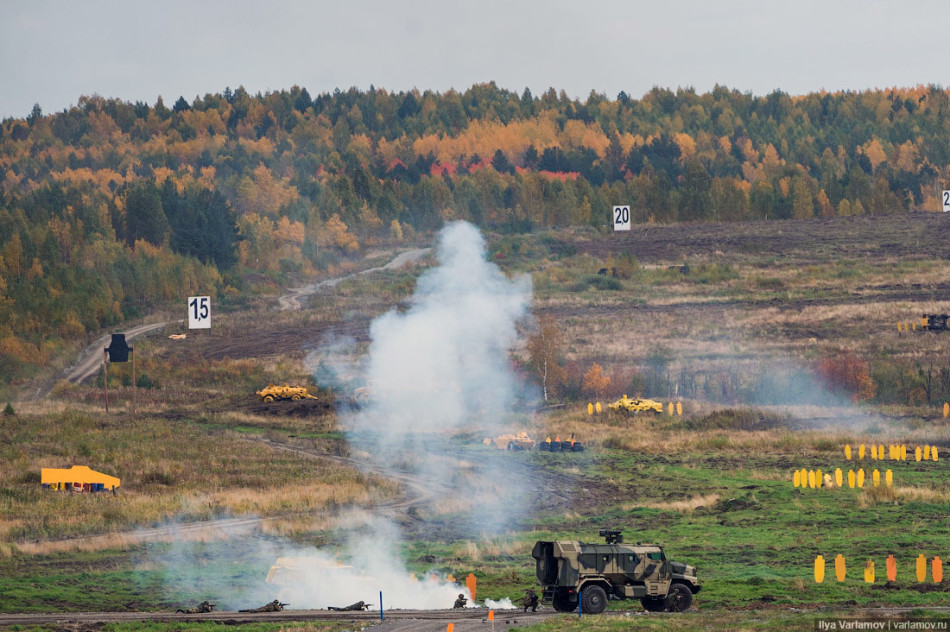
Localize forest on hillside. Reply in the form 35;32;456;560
1;82;949;384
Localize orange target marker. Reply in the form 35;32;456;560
835;554;846;582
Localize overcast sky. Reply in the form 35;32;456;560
2;0;948;120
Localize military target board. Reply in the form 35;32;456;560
612;205;631;231
188;296;211;329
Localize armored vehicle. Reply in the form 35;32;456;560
531;529;700;614
256;384;317;402
607;395;664;415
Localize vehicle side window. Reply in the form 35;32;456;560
647;552;663;561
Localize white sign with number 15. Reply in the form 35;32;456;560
188;296;211;329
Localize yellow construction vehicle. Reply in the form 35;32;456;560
256;384;317;402
607;394;664;415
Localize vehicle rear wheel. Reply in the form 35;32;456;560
263;395;275;402
291;394;301;401
640;596;666;612
666;582;693;612
552;593;575;613
581;585;607;614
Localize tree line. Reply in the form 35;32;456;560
2;82;950;385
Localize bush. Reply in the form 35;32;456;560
3;402;14;416
136;373;158;388
571;275;622;292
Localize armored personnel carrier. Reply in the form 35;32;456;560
531;529;700;614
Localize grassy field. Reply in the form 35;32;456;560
2;216;949;630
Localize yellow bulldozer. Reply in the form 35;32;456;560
607;394;664;415
256;384;317;402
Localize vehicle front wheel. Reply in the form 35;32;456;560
640;596;666;612
263;395;275;402
666;582;693;612
581;585;607;614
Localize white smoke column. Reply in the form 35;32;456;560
347;221;532;508
353;221;532;437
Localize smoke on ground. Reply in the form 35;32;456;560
139;512;478;611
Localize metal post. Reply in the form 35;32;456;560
131;348;136;414
578;589;582;618
103;350;109;413
379;590;383;620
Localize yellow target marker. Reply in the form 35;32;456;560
885;469;893;487
848;470;856;488
933;446;939;461
872;469;880;487
856;469;865;488
879;444;885;461
901;445;907;460
915;446;922;462
945;402;949;418
870;444;877;460
814;555;825;583
858;444;865;460
924;445;931;460
668;402;674;416
587;402;593;415
808;470;816;488
793;470;801;487
835;468;843;487
676;402;682;416
864;559;875;583
835;554;846;581
595;402;602;413
844;445;852;460
916;554;927;583
815;469;823;488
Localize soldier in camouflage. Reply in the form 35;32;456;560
176;600;215;613
239;599;287;612
522;588;539;612
453;593;467;608
327;600;369;611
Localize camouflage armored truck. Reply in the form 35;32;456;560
531;529;700;614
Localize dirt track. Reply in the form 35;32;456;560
0;607;553;629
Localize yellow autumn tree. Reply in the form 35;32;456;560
861;137;887;172
582;363;611;399
325;214;359;253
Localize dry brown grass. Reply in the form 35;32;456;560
456;536;529;561
629;493;722;514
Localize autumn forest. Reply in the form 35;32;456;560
2;82;950;384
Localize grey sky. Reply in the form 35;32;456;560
2;0;948;120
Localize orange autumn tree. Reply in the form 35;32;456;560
582;362;611;400
815;351;876;402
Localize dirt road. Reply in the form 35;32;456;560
25;248;431;398
0;608;553;628
278;248;430;310
25;321;172;400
